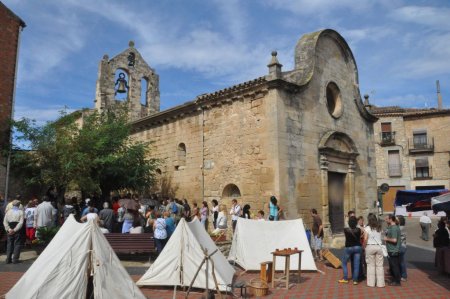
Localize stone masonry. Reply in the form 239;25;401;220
372;106;450;193
93;29;378;245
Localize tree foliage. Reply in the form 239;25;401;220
11;106;158;200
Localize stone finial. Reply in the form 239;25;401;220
363;94;369;105
363;94;372;109
267;51;283;80
129;40;135;48
102;54;109;60
267;51;282;67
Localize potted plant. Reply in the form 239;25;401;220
32;226;60;254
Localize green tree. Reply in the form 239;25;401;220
11;106;158;201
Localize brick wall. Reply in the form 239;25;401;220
0;2;25;196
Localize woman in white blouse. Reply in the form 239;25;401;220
363;214;385;288
212;205;227;235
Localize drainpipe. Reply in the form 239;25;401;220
201;107;205;201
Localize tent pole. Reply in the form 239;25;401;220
210;259;222;299
185;247;219;299
205;248;209;297
185;258;206;298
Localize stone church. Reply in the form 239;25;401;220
93;29;377;244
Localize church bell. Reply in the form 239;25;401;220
115;72;128;94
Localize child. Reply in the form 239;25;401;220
256;210;265;221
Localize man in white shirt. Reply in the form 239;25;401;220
229;199;241;233
3;200;24;264
419;212;432;241
35;196;57;228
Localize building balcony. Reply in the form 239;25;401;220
380;132;396;146
408;137;434;154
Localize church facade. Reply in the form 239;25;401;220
93;29;377;244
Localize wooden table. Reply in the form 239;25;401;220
271;249;303;289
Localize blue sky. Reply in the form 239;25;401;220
4;0;450;123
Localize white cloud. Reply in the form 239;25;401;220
340;27;395;44
63;0;280;83
213;0;248;42
372;94;434;108
393;32;450;79
14;105;75;125
390;6;450;29
18;8;87;83
264;0;375;15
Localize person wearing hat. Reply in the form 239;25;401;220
3;200;24;264
5;195;24;213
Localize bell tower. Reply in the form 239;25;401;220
94;41;160;120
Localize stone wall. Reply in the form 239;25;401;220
280;33;377;232
94;42;160;121
373;116;411;188
132;86;277;213
373;112;450;191
404;114;450;189
114;30;378;246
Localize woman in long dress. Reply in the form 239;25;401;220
200;201;209;230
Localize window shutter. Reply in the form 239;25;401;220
381;123;392;132
415;158;429;167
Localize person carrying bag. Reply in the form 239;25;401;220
363;214;385;288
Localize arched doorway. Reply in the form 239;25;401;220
318;131;359;235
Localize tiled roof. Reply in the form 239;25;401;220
370;106;450;118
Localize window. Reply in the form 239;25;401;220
140;77;148;106
387;150;401;177
326;82;343;118
413;130;427;149
175;143;186;170
381;122;395;144
415;158;430;178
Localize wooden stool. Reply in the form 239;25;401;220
260;261;273;283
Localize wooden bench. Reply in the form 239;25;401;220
104;233;156;255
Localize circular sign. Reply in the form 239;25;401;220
380;183;390;192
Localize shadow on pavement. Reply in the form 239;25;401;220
408;260;450;291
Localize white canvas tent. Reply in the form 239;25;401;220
228;218;317;271
137;218;235;291
6;215;145;299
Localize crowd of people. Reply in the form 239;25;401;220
3;191;448;282
309;209;450;288
0;193;285;261
331;211;409;287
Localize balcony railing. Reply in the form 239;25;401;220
380;131;396;146
413;165;433;179
388;163;402;177
408;137;434;153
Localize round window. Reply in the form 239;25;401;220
326;82;343;118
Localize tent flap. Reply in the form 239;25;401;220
137;218;235;291
6;215;145;299
228;218;317;271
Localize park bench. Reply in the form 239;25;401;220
104;233;156;255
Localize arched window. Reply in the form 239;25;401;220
222;184;241;198
326;82;343;118
114;69;129;100
175;143;186;170
140;77;148;106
